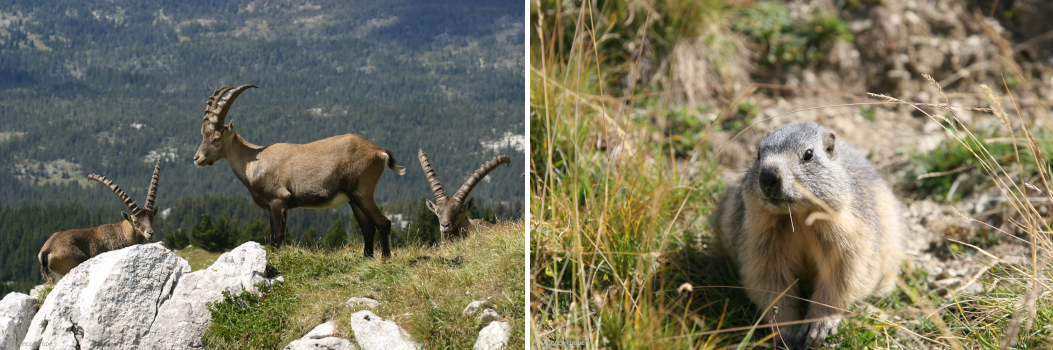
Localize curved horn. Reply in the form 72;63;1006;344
451;155;511;204
88;174;140;214
145;159;161;209
418;149;447;202
204;84;257;126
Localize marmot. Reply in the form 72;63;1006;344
716;122;905;349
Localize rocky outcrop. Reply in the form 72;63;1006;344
16;242;278;350
473;321;511;350
0;293;37;350
19;243;189;350
348;310;418;350
141;241;278;350
285;321;356;350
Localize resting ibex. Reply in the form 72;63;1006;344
192;85;405;257
418;150;510;238
38;160;161;284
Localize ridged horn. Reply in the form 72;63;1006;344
418;149;447;202
451;155;510;204
88;174;140;214
145;159;161;210
204;84;257;126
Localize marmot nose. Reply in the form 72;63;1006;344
759;170;781;197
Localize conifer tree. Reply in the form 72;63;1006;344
407;195;440;245
190;213;216;251
321;220;346;250
300;227;319;249
238;216;269;246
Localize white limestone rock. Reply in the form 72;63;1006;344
348;310;418;350
472;321;512;350
19;243;189;350
462;300;486;317
0;292;38;350
476;308;500;325
142;241;278;350
345;297;380;309
285;321;357;350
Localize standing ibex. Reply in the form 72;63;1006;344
192;85;405;257
38;160;162;284
418;150;510;238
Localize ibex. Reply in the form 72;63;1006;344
418;150;510;238
38;160;162;284
192;85;405;257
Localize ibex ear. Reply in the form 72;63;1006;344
228;120;235;133
121;211;133;222
465;197;475;211
425;200;438;214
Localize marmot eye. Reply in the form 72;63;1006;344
803;149;814;161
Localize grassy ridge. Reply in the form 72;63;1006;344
203;221;525;349
530;1;1053;348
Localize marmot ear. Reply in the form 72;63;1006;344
824;132;836;157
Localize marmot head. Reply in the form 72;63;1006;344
743;122;852;214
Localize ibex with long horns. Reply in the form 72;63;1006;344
192;85;405;257
418;150;510;238
38;160;162;284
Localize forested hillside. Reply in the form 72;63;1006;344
0;0;524;293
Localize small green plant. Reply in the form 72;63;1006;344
731;0;853;64
861;106;876;121
34;284;54;309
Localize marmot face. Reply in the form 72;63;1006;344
743;122;852;214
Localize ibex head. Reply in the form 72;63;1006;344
193;84;257;167
419;150;510;237
88;159;162;241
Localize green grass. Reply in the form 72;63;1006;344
173;246;225;271
531;0;1053;348
202;221;525;349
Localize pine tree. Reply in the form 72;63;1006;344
285;229;297;246
300;227;319;249
321;220;346;250
164;228;189;250
190;213;215;251
407;195;440;245
213;215;232;251
484;207;496;224
238;216;269;246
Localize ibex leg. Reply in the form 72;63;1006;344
268;200;288;250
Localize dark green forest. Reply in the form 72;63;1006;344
0;0;524;294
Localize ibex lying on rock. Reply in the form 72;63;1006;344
38;160;162;284
418;150;510;238
192;85;405;257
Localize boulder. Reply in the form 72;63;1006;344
345;297;380;309
0;292;37;350
472;321;511;350
19;243;190;350
348;310;417;350
142;241;278;350
285;321;356;350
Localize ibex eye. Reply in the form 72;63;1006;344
803;149;814;161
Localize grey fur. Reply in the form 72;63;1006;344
716;122;905;349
